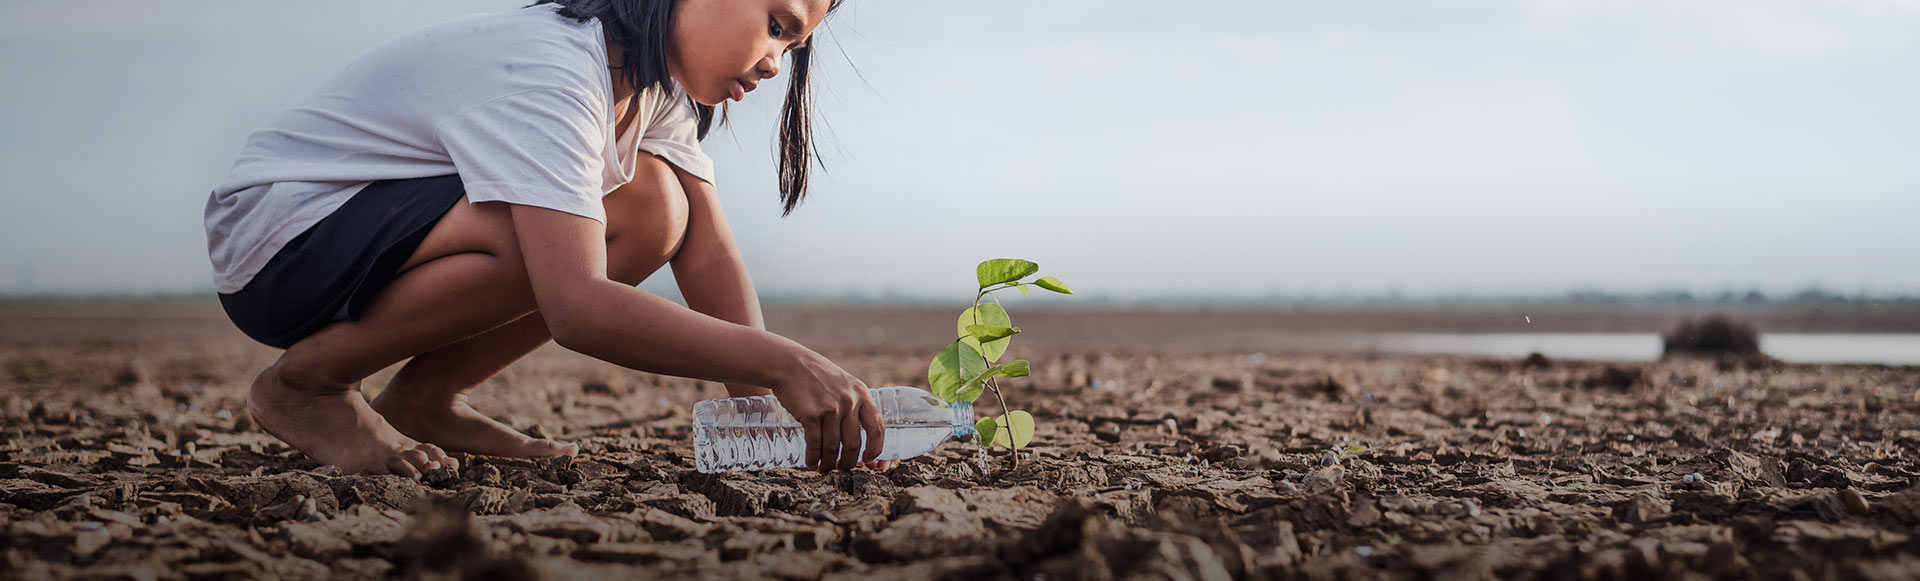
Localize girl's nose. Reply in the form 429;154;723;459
758;54;780;80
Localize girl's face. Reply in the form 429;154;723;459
668;0;831;106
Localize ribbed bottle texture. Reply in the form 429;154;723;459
692;386;975;473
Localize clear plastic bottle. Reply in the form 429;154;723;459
691;385;976;473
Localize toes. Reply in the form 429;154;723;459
544;440;579;457
418;444;458;472
519;438;577;457
398;448;435;473
387;456;422;479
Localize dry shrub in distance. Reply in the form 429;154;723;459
1661;315;1762;358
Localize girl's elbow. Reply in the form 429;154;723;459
538;297;600;351
546;318;593;352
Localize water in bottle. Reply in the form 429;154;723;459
691;385;976;473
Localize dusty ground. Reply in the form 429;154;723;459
4;300;1920;579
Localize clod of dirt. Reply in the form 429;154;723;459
504;502;612;544
641;494;717;520
453;486;516;515
1583;366;1644;390
1001;500;1236;581
1302;466;1345;495
680;472;781;517
1715;449;1789;489
394;499;536;579
421;466;459;488
542;455;584;486
1883;487;1920;524
1522;352;1552;368
329;475;424;512
1662;315;1762;358
395;499;484;572
1616;492;1672;523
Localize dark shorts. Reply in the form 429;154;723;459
219;175;466;349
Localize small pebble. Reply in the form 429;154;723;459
1683;473;1701;484
1319;452;1341;467
77;522;103;531
1426;465;1441;477
1460;500;1481;517
216;409;233;420
1354;546;1375;558
1842;489;1870;516
1125;482;1142;491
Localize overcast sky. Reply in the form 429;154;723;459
3;0;1917;300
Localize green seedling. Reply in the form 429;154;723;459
929;258;1073;468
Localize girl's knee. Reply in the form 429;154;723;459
604;155;690;283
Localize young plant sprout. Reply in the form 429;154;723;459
927;258;1073;468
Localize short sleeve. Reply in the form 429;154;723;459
436;88;609;222
637;83;717;184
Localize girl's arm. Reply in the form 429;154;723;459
666;167;773;398
511;203;884;472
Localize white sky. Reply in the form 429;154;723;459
3;0;1917;299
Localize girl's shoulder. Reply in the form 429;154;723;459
365;5;609;97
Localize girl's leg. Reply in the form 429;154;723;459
248;189;550;477
367;155;691;458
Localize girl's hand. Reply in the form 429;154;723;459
772;348;884;472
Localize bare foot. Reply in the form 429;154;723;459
247;363;457;477
371;387;576;459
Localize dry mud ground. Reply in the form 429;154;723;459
4;300;1920;580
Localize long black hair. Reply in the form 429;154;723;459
535;0;837;216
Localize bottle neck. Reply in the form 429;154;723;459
949;401;976;437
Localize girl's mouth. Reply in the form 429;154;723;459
730;79;749;101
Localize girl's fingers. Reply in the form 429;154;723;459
839;403;864;470
802;414;824;471
858;397;885;464
817;409;841;473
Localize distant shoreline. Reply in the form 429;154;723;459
2;298;1916;335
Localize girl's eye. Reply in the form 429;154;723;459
768;17;785;38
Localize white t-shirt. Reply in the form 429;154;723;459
204;3;714;294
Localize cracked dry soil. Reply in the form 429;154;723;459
4;302;1920;579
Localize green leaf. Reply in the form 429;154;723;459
1014;283;1031;295
928;340;988;402
974;417;999;447
976;259;1039;288
1034;276;1073;295
964;324;1019;344
957;303;1013;362
960;359;1031;396
1003;410;1036;449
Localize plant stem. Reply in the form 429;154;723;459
972;289;1020;468
987;378;1018;468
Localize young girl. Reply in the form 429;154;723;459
203;0;887;477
